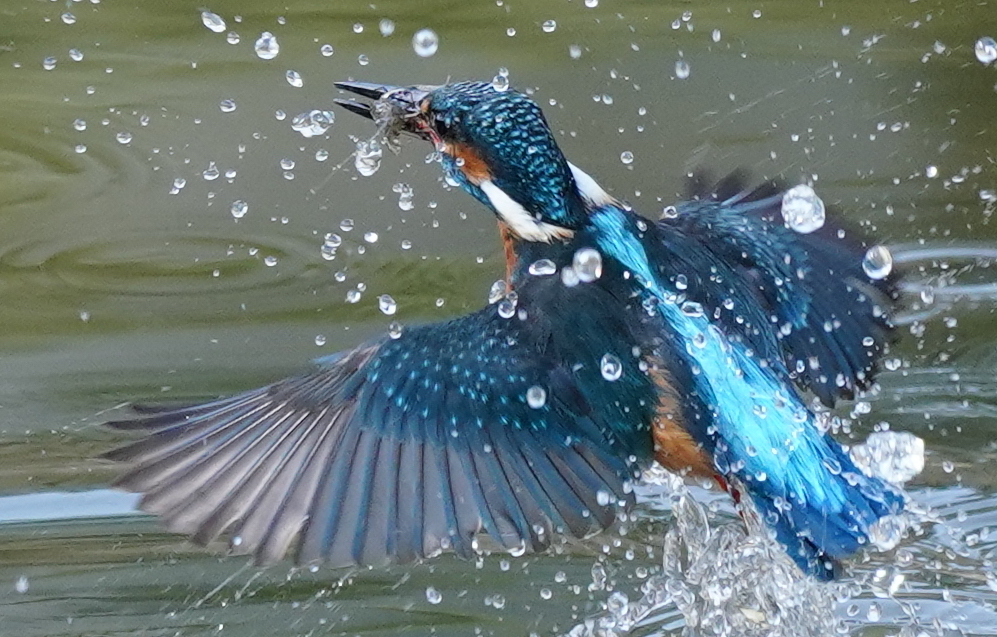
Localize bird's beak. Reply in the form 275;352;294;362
333;81;435;140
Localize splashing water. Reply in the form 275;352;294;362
570;469;838;637
569;427;929;637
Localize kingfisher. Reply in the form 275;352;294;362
104;80;904;580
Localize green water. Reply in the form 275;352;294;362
1;0;996;635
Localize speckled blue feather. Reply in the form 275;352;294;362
105;262;661;566
428;83;588;230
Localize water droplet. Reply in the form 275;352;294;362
712;28;721;42
568;44;582;59
542;20;557;33
867;602;882;622
291;110;334;137
255;32;280;60
393;183;415;210
975;36;997;64
230;200;248;219
345;289;362;304
353;23;364;33
425;586;442;604
850;431;925;484
15;576;29;594
69;48;84;61
73;118;86;131
285;69;303;87
379;19;395;36
584;0;599;7
43;57;57;71
601;353;623;381
506;27;517;36
862;245;893;280
355;139;383;176
340;219;355;232
675;59;691;79
61;12;76;25
413;29;439;57
488;280;507;304
116;131;133;144
492;74;510;92
378;294;397;315
202;11;226;33
388;321;403;339
540;588;552;600
573;248;602;282
202;161;220;180
620;151;634;164
364;232;378;244
226;32;240;44
560;266;580;287
925;164;939;178
529;259;557;276
526;385;547;408
780;184;825;233
320;44;334;57
682;301;705;317
219;99;237;113
675;274;688;290
497;298;517;318
315;334;326;346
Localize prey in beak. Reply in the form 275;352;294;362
333;81;437;145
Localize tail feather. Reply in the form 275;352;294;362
744;450;904;580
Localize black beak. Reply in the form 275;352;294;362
332;81;400;120
333;81;433;132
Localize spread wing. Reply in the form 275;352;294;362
654;173;897;406
104;281;652;567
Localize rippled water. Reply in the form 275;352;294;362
1;1;996;635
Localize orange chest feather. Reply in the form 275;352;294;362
445;142;492;184
646;363;715;477
497;221;518;285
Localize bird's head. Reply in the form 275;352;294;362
335;80;613;243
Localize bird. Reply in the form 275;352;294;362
103;79;904;580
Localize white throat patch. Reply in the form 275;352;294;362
568;162;616;207
479;180;574;243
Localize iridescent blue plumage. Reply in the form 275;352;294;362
104;79;906;580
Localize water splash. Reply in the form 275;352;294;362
569;469;838;637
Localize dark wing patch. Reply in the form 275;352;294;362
654;174;897;406
105;303;642;567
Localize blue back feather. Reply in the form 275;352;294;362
588;205;903;579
